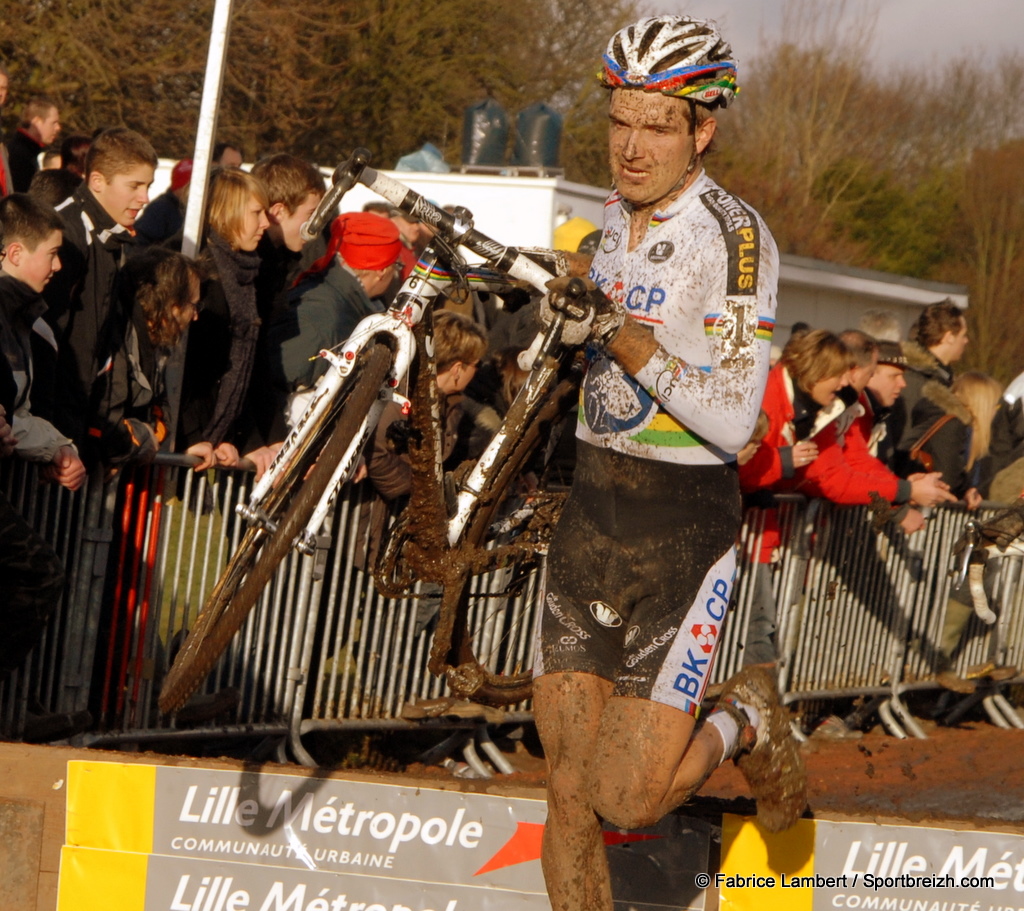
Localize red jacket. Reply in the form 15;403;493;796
739;364;800;494
740;365;909;506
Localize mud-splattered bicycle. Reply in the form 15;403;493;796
158;149;590;715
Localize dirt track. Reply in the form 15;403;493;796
409;720;1024;830
699;721;1024;828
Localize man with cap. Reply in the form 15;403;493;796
267;211;403;425
135;159;192;246
863;339;910;467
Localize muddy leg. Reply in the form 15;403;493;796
533;671;615;911
591;696;722;829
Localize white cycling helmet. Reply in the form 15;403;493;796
601;15;738;108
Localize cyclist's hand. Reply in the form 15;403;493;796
541;276;625;347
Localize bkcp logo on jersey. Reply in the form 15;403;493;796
691;623;718;654
590;601;623;628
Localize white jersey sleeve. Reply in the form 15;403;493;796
578;172;779;466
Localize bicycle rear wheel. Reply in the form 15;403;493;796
430;370;580;706
159;342;393;714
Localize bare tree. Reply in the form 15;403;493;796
0;0;636;183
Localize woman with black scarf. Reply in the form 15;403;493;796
177;168;270;470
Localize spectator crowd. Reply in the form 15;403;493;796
2;75;1023;702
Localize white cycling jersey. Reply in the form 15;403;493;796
579;170;779;466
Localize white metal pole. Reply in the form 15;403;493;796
181;0;234;259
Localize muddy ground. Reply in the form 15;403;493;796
399;716;1024;830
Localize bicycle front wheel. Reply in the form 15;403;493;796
158;342;393;714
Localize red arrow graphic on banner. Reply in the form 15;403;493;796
474;822;663;876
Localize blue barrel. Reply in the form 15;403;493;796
511;102;563;168
462;98;509;166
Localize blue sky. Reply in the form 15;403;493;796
660;0;1023;69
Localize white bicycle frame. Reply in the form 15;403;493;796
238;205;564;558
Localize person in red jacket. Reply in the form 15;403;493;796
742;329;953;517
806;331;955;516
739;329;850;493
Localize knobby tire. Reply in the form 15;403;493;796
432;372;579;706
158;343;393;714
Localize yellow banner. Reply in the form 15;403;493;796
66;761;156;854
719;814;816;911
57;846;147;911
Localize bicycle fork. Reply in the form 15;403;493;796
237;314;416;547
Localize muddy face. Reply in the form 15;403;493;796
607;89;715;212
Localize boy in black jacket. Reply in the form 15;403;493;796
0;193;85;489
42;127;157;450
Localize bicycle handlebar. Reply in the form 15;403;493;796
300;148;556;294
300;148;372;242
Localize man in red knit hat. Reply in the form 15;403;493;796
266;211;403;425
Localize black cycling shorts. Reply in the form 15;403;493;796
534;441;741;717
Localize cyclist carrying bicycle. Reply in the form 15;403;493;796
531;16;805;909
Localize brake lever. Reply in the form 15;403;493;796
533;311;566;370
531;277;590;369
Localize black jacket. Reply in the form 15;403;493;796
134;190;184;247
891;341;954;455
86;293;167;466
177;235;261;449
0;273;71;462
6;128;43;193
899;378;973;496
43;184;136;445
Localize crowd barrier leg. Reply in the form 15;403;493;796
59;469;119;717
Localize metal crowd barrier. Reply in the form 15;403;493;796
2;453;1022;755
766;499;1023;737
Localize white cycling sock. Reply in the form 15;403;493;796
706;710;739;766
735;698;762;733
707;699;764;765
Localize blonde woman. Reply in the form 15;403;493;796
927;372;1014;691
905;371;1003;509
177;168;270;469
